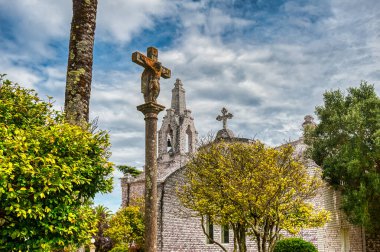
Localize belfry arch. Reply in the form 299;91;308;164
158;79;198;158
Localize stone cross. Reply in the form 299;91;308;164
132;47;171;103
132;46;170;252
216;107;233;130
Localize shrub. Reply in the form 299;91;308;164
0;76;114;250
109;245;129;252
105;206;144;248
273;237;317;252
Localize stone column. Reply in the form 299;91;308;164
137;102;165;252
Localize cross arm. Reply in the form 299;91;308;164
132;51;171;79
132;51;149;67
161;66;171;79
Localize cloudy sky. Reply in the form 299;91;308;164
1;0;379;212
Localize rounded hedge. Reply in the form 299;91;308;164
273;238;317;252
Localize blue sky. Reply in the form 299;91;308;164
1;0;379;212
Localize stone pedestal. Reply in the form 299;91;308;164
137;102;165;252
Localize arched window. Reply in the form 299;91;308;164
185;125;192;153
166;125;174;153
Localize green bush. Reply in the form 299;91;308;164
274;238;317;252
0;76;114;250
109;245;129;252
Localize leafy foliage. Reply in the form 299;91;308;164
94;205;114;252
273;238;317;252
117;165;142;178
109;246;129;252
0;77;114;251
105;206;144;250
305;82;380;232
179;140;329;252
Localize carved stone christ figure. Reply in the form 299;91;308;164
132;47;171;103
141;60;162;103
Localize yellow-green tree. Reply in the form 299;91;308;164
105;206;144;251
0;77;113;251
179;140;329;252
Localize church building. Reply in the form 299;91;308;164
121;79;379;252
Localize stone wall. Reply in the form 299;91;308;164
294;141;365;252
366;233;380;252
300;183;364;252
121;178;144;208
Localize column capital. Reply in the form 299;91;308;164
137;102;165;117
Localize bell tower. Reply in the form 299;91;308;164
158;79;198;159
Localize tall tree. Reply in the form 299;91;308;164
179;140;329;252
65;0;98;126
0;78;113;251
94;205;114;252
305;82;380;232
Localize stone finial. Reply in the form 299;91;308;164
302;115;316;129
171;78;186;115
175;78;183;86
184;109;192;116
216;107;233;130
216;107;235;140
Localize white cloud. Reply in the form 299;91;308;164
153;0;380;149
0;0;71;58
96;0;173;43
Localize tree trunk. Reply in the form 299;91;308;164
268;241;276;252
237;227;247;252
256;235;273;252
256;236;262;252
65;0;98;126
233;231;238;252
200;216;227;252
232;223;247;252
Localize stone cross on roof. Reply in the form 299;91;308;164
216;107;233;130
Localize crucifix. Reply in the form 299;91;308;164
132;47;171;103
216;107;233;130
132;47;171;252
